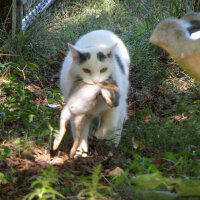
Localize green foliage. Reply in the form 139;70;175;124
0;172;5;184
163;151;200;177
139;191;178;200
4;167;17;185
1;0;200;199
0;61;60;147
0;145;13;160
14;138;33;151
126;153;158;175
24;167;65;200
113;171;200;199
78;164;111;200
127;105;200;154
176;179;200;196
132;172;178;191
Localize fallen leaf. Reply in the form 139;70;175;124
132;137;145;149
107;167;124;177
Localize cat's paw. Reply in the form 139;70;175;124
74;151;88;159
95;128;108;139
72;145;89;159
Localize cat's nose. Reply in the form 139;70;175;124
92;78;99;84
93;80;99;84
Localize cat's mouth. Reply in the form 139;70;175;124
75;76;112;85
77;78;100;85
75;76;82;83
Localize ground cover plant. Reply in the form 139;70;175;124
1;0;200;199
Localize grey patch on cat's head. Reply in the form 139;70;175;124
68;44;90;64
107;52;112;58
97;52;107;62
107;75;113;81
115;54;125;74
78;52;91;64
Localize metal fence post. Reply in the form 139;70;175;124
12;0;55;37
12;0;24;38
12;0;17;38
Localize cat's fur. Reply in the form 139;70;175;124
59;30;130;156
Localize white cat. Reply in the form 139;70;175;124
59;30;130;156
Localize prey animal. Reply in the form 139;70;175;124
53;80;119;158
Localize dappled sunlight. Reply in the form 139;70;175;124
26;0;127;55
0;137;116;198
1;0;200;199
26;84;48;105
170;115;188;122
163;76;195;92
0;77;10;85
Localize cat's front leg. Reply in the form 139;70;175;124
95;107;124;146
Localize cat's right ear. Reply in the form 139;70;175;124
68;43;90;64
105;43;118;57
68;43;80;58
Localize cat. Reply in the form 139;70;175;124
59;30;130;157
53;79;119;158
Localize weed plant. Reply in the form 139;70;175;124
78;164;111;199
23;167;65;200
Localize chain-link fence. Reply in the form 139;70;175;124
12;0;55;37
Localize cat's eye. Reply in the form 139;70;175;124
82;68;91;73
100;67;108;73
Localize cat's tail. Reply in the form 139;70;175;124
53;104;71;151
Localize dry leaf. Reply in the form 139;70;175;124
107;167;124;177
132;137;145;149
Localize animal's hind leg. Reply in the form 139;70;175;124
70;115;86;158
53;105;71;151
76;117;92;157
70;116;92;158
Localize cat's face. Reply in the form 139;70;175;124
69;44;117;84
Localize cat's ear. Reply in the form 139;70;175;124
105;43;118;57
68;44;90;63
68;43;80;58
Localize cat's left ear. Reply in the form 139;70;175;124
68;43;91;64
68;43;80;58
105;43;118;57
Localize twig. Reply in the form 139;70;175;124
102;174;118;193
29;43;49;60
0;54;19;57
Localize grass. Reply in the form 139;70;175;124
1;0;200;199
